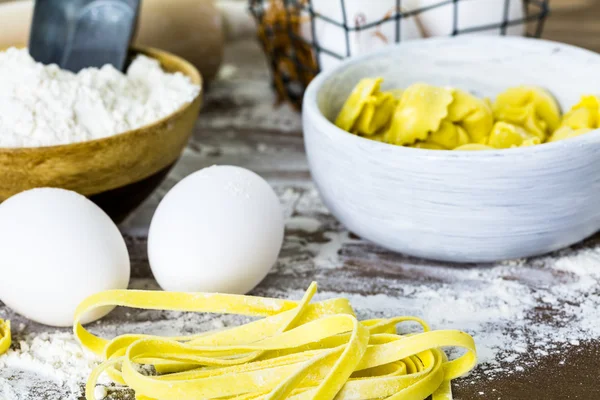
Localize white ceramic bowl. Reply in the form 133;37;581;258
303;36;600;263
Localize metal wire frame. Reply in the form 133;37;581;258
249;0;550;110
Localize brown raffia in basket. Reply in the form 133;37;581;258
250;0;317;111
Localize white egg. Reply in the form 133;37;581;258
0;188;130;327
302;0;425;71
413;0;525;37
148;166;284;294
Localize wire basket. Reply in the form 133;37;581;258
249;0;550;110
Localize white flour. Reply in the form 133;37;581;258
0;48;200;148
0;332;108;400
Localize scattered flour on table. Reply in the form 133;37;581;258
94;385;108;399
0;332;108;399
285;216;321;233
1;243;600;398
274;187;600;377
296;224;600;378
0;47;199;147
198;60;302;133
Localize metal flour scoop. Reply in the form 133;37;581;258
29;0;140;72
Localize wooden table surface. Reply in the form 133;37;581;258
2;2;600;399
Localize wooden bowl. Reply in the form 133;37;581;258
303;36;600;263
0;47;202;223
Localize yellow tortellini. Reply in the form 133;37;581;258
354;92;396;136
492;86;561;141
549;127;591;143
412;141;445;150
385;83;454;145
445;89;494;144
548;95;600;142
424;121;470;149
488;121;541;149
334;78;398;136
334;77;600;151
383;84;493;148
454;144;496;151
335;78;382;132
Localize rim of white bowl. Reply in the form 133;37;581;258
303;36;600;158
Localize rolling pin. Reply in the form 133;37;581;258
0;0;255;82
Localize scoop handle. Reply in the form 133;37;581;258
29;0;141;71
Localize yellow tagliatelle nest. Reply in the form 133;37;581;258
72;282;476;400
335;78;599;150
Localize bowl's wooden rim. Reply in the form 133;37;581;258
0;46;203;154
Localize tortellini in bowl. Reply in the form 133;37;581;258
303;36;600;263
335;78;599;151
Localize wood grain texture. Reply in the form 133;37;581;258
0;47;202;204
304;36;600;262
544;0;600;52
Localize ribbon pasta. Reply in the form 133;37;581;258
74;282;477;400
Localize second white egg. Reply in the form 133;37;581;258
148;165;284;294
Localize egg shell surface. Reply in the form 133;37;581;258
148;165;284;294
302;0;425;71
0;188;130;327
414;0;525;37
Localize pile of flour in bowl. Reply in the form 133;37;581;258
0;48;200;148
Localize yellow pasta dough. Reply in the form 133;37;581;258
353;92;397;136
385;83;454;145
424;121;470;150
454;144;495;151
335;78;383;132
403;89;492;149
548;126;591;143
445;89;494;145
488;122;541;149
492;86;561;140
548;95;600;142
74;283;477;400
560;95;600;130
0;319;10;356
334;78;600;150
413;141;445;150
387;89;405;100
336;80;493;149
334;78;399;136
